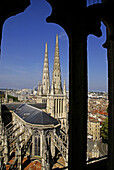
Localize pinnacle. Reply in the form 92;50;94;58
42;41;50;95
51;34;62;94
45;42;48;53
56;34;59;45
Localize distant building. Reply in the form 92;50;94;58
87;117;100;141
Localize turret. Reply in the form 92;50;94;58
4;89;8;103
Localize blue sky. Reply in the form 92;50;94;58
0;0;108;92
87;22;108;92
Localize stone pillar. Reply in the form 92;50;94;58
63;97;66;118
58;99;60;117
42;130;46;170
47;96;54;117
106;39;114;170
51;131;55;158
25;130;28;143
32;135;35;157
4;132;8;164
46;0;102;169
19;123;23;148
16;137;21;170
60;98;62;117
68;34;87;170
40;130;43;157
47;95;50;113
55;98;57;118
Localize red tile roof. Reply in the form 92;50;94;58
24;160;41;170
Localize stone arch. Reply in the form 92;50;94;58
34;129;41;136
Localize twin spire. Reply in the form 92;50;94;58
42;42;50;95
51;34;62;94
40;34;65;95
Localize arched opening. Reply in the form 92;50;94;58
0;0;69;91
34;135;40;156
87;21;108;162
0;0;69;169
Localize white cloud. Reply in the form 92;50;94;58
59;32;68;40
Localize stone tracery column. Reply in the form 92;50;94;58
104;36;114;170
46;1;101;170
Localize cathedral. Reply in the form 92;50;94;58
37;34;67;131
0;35;68;170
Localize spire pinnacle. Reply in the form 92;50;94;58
56;34;59;45
45;42;48;53
51;34;62;94
41;42;50;95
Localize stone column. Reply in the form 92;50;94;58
32;135;35;157
68;33;87;170
40;130;43;157
47;96;50;113
63;97;66;118
46;0;102;169
60;98;62;117
58;99;60;117
55;99;57;118
51;131;55;158
4;132;8;164
19;123;23;148
42;130;46;170
106;39;114;170
16;137;21;170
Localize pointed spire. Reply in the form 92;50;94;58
51;34;62;94
42;42;50;95
56;34;59;45
45;41;48;53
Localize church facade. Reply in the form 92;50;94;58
37;35;67;131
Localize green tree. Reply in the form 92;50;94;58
8;95;19;102
101;117;108;143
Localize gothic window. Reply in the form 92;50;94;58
59;99;61;116
46;134;51;148
62;99;63;113
34;135;40;156
57;99;58;113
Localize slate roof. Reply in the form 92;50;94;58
2;103;46;111
2;103;21;111
14;104;59;125
29;103;46;110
